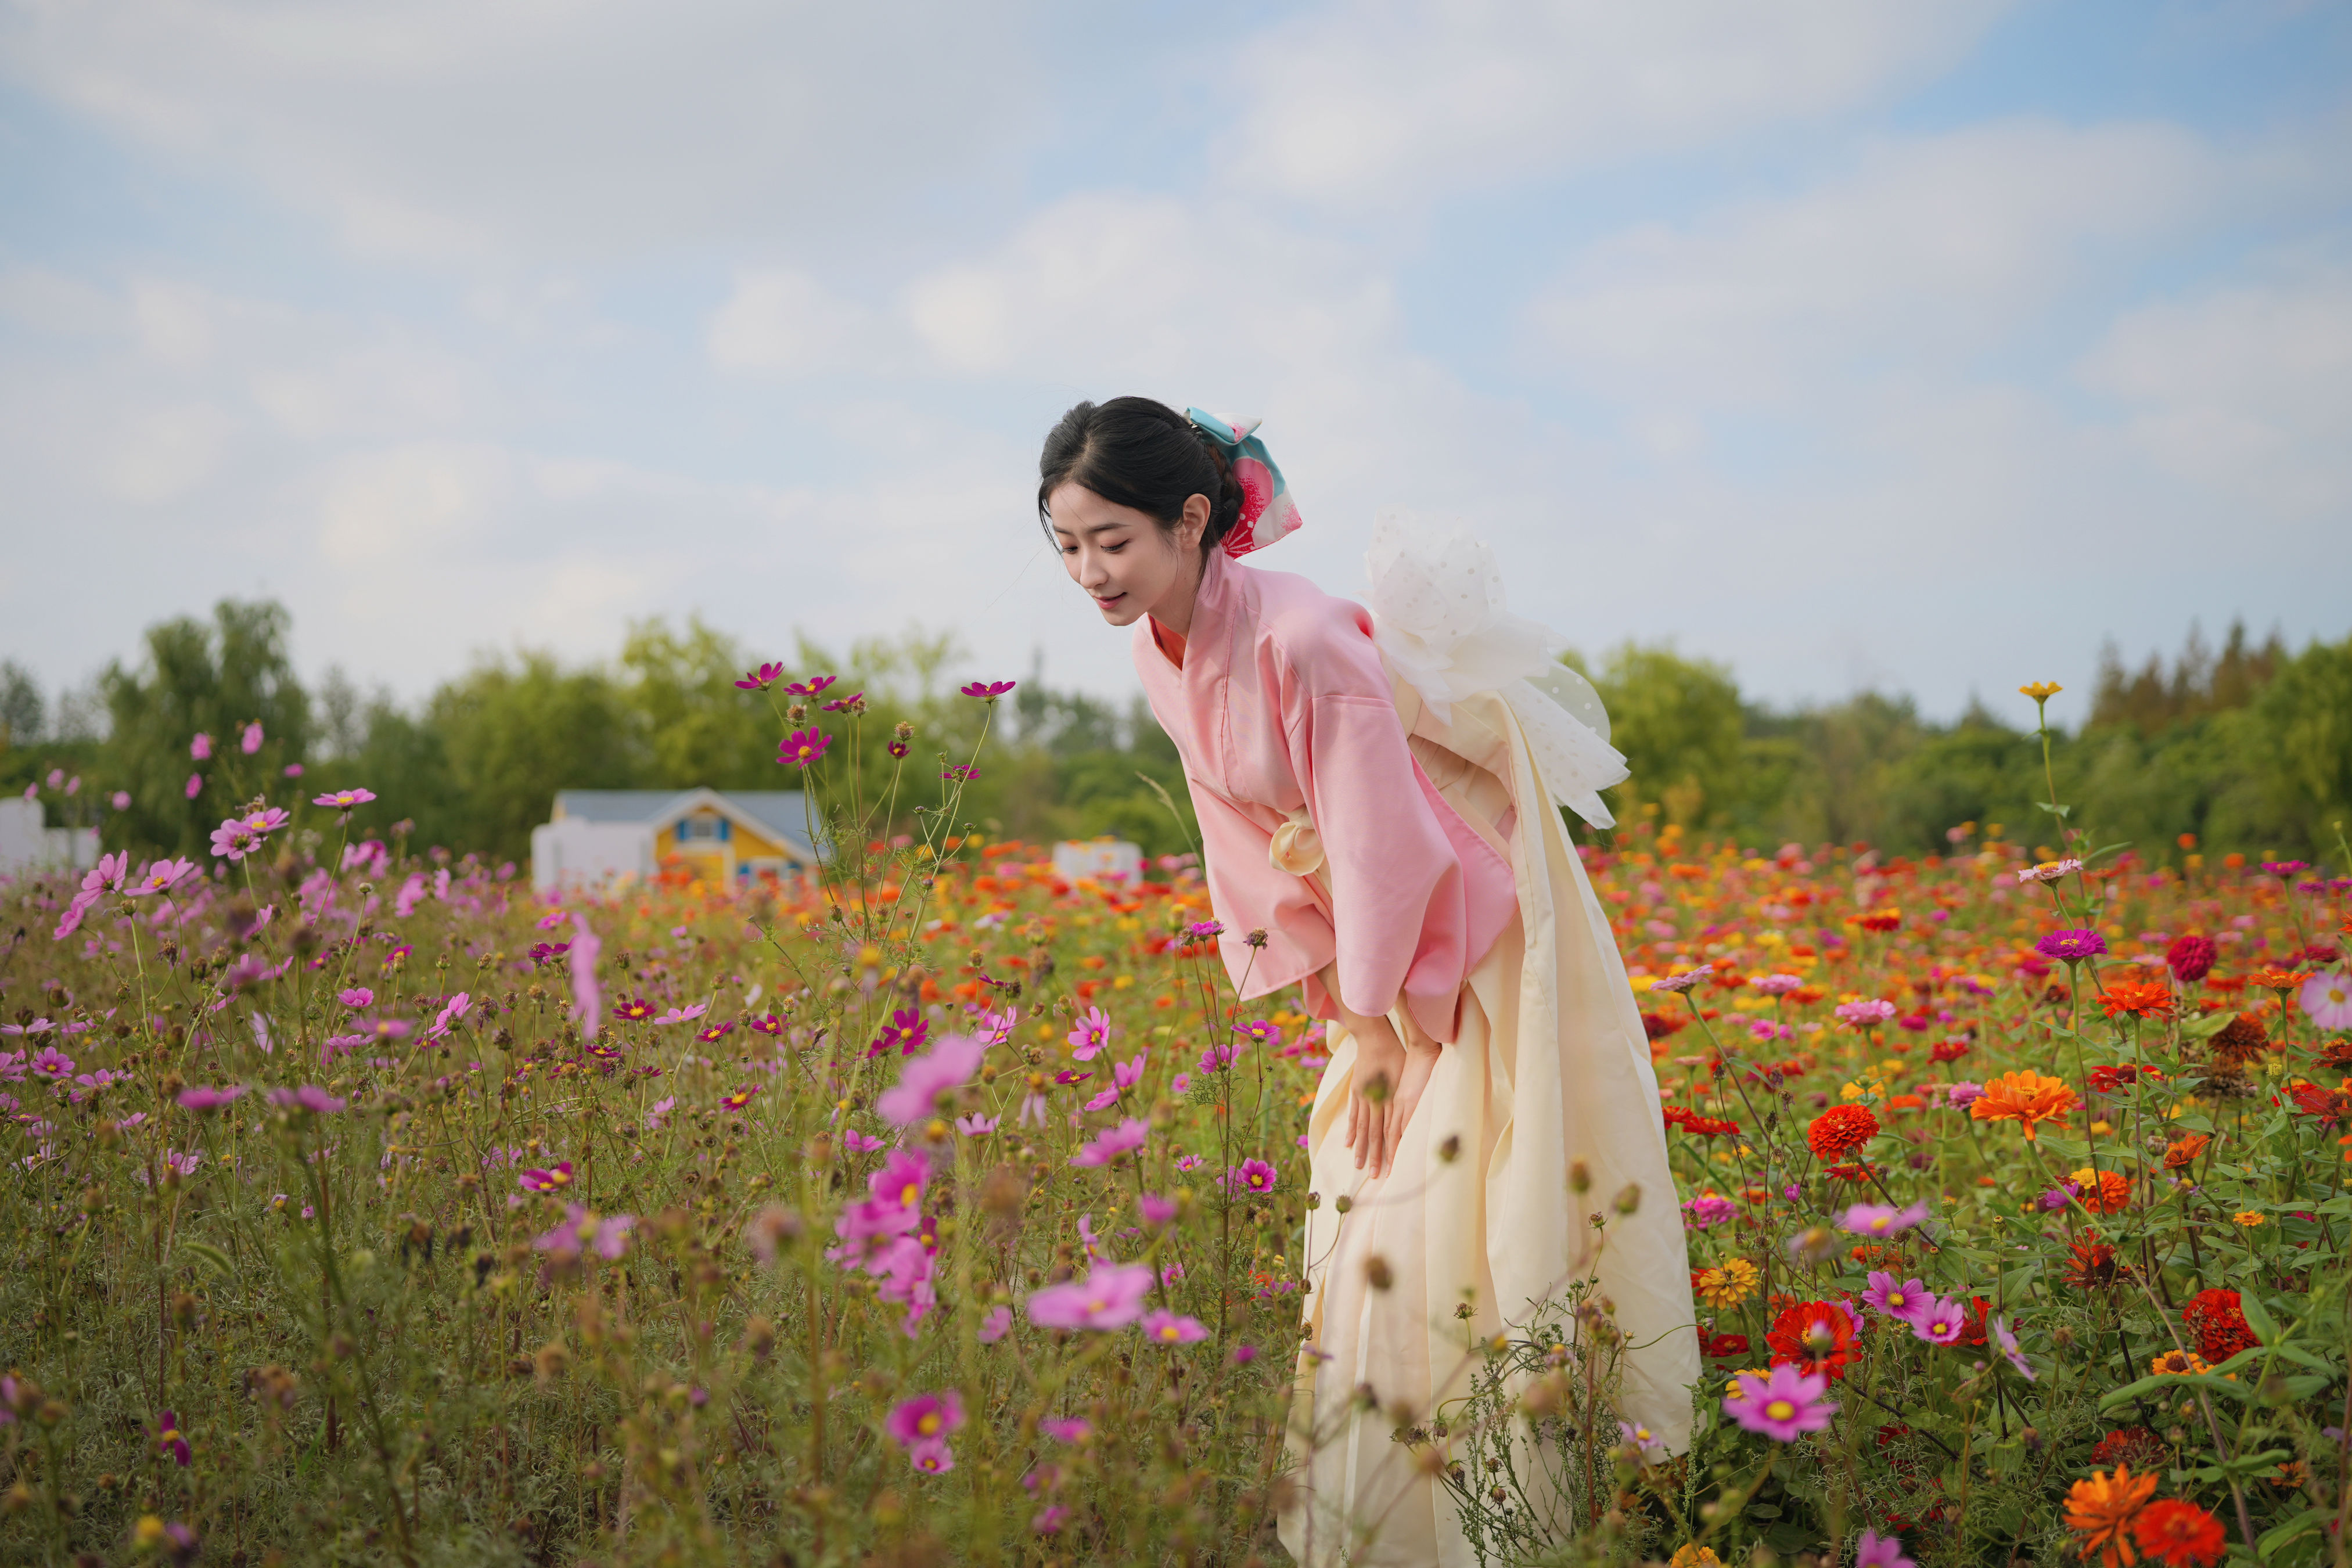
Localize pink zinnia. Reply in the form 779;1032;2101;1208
1722;1364;1836;1440
1025;1261;1154;1331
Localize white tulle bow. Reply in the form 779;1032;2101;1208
1364;511;1628;830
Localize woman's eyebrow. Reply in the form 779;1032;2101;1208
1051;520;1131;540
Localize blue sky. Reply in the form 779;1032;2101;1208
2;0;2347;729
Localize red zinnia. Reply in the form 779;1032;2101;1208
2166;933;2216;984
1765;1300;1860;1380
2182;1289;2257;1363
1807;1105;1879;1162
2130;1499;2225;1568
2091;1427;2168;1469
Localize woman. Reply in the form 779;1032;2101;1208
1039;397;1698;1566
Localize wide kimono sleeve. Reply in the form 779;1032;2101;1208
1272;602;1514;1046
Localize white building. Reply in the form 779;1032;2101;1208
0;797;100;879
531;787;823;894
1052;837;1144;884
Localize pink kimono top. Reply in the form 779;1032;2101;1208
1132;547;1517;1044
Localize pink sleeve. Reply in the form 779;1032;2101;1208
1279;616;1513;1045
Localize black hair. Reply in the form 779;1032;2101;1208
1037;396;1244;557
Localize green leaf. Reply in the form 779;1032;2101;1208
2237;1292;2283;1344
179;1239;238;1281
2033;800;2073;818
2182;1010;2238;1041
2258;1508;2328;1560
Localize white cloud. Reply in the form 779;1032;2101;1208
0;0;1051;261
2078;257;2352;517
1225;0;2012;204
707;269;877;375
1528;118;2246;408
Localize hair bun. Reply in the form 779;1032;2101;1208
1192;429;1246;550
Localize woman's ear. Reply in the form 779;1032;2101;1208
1177;492;1213;551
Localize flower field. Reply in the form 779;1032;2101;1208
3;674;2351;1567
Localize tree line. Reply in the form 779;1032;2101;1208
3;602;2346;868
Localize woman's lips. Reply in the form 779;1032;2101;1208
1094;592;1125;609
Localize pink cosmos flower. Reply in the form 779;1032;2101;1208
338;987;374;1009
1722;1364;1836;1440
978;1306;1013;1343
1026;1262;1154;1331
190;733;213;761
185;772;203;800
843;1128;887;1154
518;1161;575;1192
240;722;264;754
908;1438;953;1474
785;675;837;697
313;787;376;810
652;1003;709;1026
1066;1006;1113;1060
156;1409;190;1466
876;1034;987;1127
29;1046;74;1080
177;1085;247;1111
110;790;130;810
1137;1192;1177;1227
885;1390;965;1451
1855;1529;1916;1568
569;915;603;1041
427;992;472;1040
1684;1194;1736;1229
955;1113;998;1137
2301;972;2352;1033
1038;1417;1091;1443
1839;1201;1930;1237
1993;1316;2035;1380
1862;1270;1931;1324
1069;1117;1150;1168
958;679;1017;701
267;1085;346;1114
1139;1310;1208;1346
1912;1294;1968;1345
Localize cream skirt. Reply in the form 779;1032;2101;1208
1278;685;1699;1568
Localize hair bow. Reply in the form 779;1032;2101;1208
1185;408;1303;556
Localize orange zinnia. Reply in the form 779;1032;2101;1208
2163;1134;2210;1170
2130;1499;2225;1568
2066;1465;2159;1567
2100;981;2174;1019
2071;1167;2134;1214
2249;966;2306;994
1970;1070;2078;1140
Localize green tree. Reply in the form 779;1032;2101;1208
99;600;312;855
1589;643;1746;830
2247;633;2352;858
426;654;648;863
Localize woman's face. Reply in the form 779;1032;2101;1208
1047;483;1209;630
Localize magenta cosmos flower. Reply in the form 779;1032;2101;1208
1861;1270;1931;1324
1026;1261;1155;1331
1066;1005;1112;1060
958;679;1017;701
777;729;830;768
189;732;213;761
312;787;376;811
1723;1364;1836;1440
517;1161;575;1192
177;1085;247;1111
266;1085;346;1114
785;675;837;697
1222;1157;1277;1195
240;722;264;754
734;661;784;691
129;858;197;897
1911;1294;1968;1345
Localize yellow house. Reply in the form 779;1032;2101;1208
534;788;823;891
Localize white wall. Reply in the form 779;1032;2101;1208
0;799;100;877
530;819;656;894
1052;838;1143;885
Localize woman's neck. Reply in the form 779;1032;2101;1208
1145;550;1207;638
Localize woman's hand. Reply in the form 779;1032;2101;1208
1335;975;1446;1179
